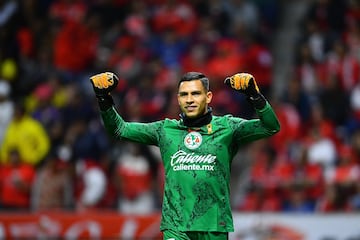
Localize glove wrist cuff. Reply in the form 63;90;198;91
96;94;114;111
247;93;266;109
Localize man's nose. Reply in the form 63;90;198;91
186;95;194;103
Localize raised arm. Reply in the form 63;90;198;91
90;72;161;145
224;73;280;144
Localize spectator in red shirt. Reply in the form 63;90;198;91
49;0;87;24
53;15;99;73
108;35;143;85
281;145;324;212
324;40;360;92
181;44;210;75
116;143;155;214
206;38;244;89
290;145;324;202
75;158;107;212
270;99;301;154
242;35;273;96
31;150;73;211
151;0;198;37
238;143;292;212
124;1;150;40
0;148;36;210
317;144;359;212
316;183;353;212
237;183;281;212
327;144;360;186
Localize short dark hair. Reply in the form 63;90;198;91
178;72;209;91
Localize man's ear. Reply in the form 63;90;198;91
177;94;181;105
206;91;213;104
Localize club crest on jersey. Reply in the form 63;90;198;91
184;131;202;149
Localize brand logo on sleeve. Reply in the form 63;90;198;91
184;131;202;149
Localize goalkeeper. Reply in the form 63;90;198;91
90;71;280;240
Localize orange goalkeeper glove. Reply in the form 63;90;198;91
224;73;259;97
224;73;266;109
90;72;119;111
90;72;119;96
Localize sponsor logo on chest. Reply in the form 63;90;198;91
170;148;217;172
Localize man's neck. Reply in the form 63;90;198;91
180;107;212;127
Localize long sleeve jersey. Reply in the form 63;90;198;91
100;102;280;232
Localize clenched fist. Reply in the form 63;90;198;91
224;73;266;109
90;72;119;111
224;73;259;97
90;72;119;96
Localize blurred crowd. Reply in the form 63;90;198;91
0;0;360;214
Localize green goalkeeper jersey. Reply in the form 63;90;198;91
100;102;279;232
